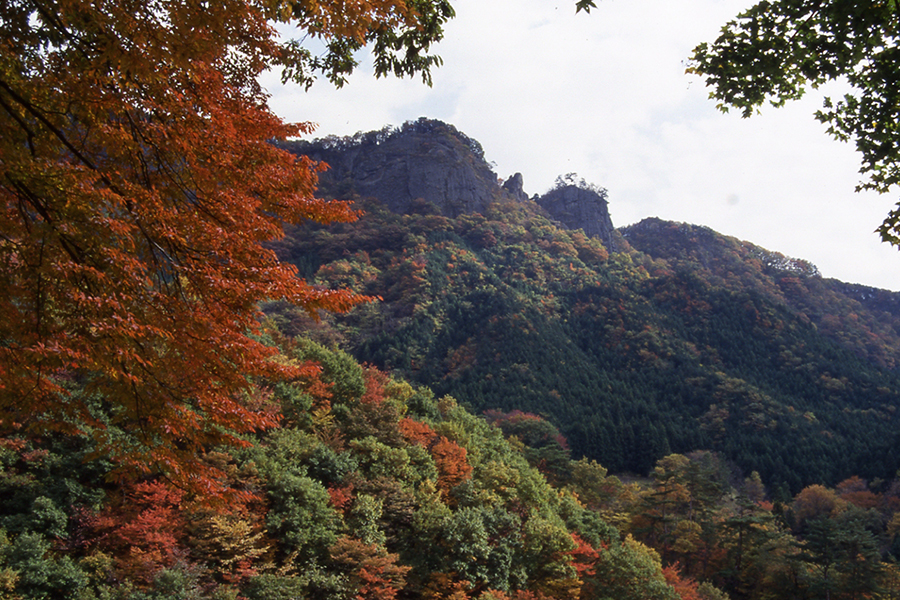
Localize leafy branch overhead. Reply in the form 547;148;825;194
277;0;456;88
687;0;900;245
0;0;598;489
0;0;456;489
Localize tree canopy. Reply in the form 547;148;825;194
0;0;599;490
0;0;456;489
688;0;900;245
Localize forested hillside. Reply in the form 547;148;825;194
270;122;900;497
6;111;900;598
6;0;900;594
6;336;900;600
0;338;635;599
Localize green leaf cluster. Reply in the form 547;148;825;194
688;0;900;244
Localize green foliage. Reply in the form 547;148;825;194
122;563;240;600
274;184;900;492
288;338;367;405
484;411;572;481
348;494;387;546
241;574;309;600
796;508;884;600
264;471;341;562
688;0;900;244
349;437;411;481
278;0;456;89
22;498;67;540
7;329;900;600
586;535;679;600
440;506;496;584
3;531;88;600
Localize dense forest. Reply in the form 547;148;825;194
7;0;900;595
267;121;900;498
4;337;900;600
5;116;900;599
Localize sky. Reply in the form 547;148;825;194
261;0;900;292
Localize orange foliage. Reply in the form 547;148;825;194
399;417;439;446
361;367;392;405
90;480;187;584
286;0;428;44
569;533;600;580
662;563;702;600
298;359;337;413
398;416;472;497
431;437;473;498
0;0;404;493
836;476;882;510
328;483;356;512
330;536;412;600
421;572;472;600
792;484;845;525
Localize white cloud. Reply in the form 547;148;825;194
262;0;900;291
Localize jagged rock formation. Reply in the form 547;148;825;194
502;172;528;202
537;183;617;250
282;119;618;247
284;119;505;218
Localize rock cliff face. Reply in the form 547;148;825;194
284;119;617;246
502;172;529;202
288;119;504;218
536;184;616;250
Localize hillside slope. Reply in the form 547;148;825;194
271;122;900;494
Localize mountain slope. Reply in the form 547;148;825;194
270;121;900;494
621;217;900;369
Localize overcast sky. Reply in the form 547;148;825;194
262;0;900;292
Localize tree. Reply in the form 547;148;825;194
89;480;187;583
797;510;883;600
581;535;679;600
328;536;411;600
688;0;900;245
0;0;455;490
791;485;845;531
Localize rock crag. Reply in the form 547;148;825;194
284;119;617;246
286;119;503;218
536;183;616;251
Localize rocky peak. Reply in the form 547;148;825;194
282;121;618;248
283;118;510;218
536;178;616;250
502;172;528;202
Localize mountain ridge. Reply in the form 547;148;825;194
281;118;619;250
271;119;900;492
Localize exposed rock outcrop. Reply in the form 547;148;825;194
536;184;617;250
502;172;528;202
283;119;619;247
285;119;507;218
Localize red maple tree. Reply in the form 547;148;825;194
0;0;453;491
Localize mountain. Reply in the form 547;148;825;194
272;120;900;495
536;177;617;251
0;339;669;600
621;217;900;369
281;119;503;218
280;118;618;247
6;118;900;600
